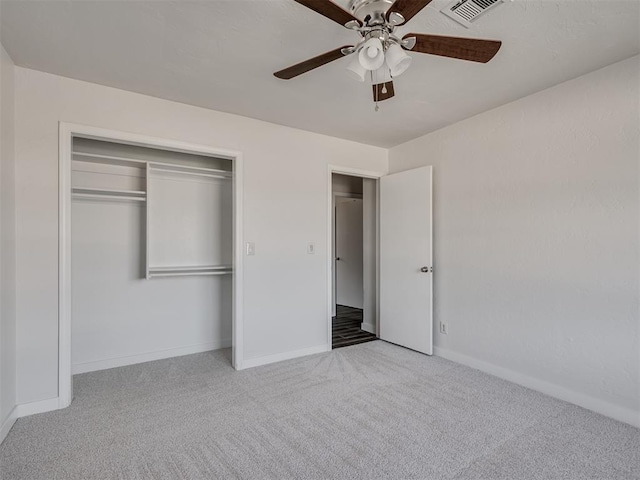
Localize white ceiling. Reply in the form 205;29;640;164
1;0;638;147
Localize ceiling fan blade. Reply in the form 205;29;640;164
406;33;502;63
387;0;435;24
274;46;350;80
293;0;361;27
373;81;395;102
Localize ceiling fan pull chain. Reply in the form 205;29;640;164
381;69;391;95
371;70;380;111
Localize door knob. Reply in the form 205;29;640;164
420;266;432;273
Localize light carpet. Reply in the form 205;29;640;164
1;341;638;479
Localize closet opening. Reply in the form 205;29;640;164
330;172;378;349
59;124;243;408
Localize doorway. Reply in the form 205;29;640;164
331;173;378;349
328;164;434;357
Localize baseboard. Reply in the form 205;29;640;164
72;339;231;374
0;406;18;444
433;346;640;428
361;322;376;334
15;397;61;418
239;344;330;370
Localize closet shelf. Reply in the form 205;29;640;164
72;187;147;202
147;265;232;278
73;152;147;168
72;151;232;178
148;162;232;179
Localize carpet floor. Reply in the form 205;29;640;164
1;341;638;480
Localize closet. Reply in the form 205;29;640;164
70;137;233;374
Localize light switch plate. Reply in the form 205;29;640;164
307;242;315;254
246;242;255;256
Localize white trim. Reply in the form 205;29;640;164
375;180;381;337
328;165;384;348
232;153;244;370
427;166;434;354
59;122;244;407
145;162;151;279
327;168;333;347
361;322;376;334
15;397;61;418
71;340;231;375
59;123;73;408
239;344;330;370
434;346;640;428
0;407;18;444
329;165;384;179
63;124;242;159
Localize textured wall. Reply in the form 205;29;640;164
13;67;387;404
0;42;17;430
389;56;640;425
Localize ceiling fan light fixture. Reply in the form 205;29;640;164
346;55;367;82
385;43;412;77
358;38;385;70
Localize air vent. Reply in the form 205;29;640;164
441;0;504;28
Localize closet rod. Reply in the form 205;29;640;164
72;193;146;202
73;151;147;168
149;167;231;180
149;161;232;176
72;163;146;179
72;187;146;195
148;271;232;278
148;265;232;272
148;161;231;175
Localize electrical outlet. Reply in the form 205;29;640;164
440;322;448;335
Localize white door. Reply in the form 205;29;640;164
379;166;433;354
335;197;364;309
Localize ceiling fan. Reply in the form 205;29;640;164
274;0;502;105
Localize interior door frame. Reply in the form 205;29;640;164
59;122;244;409
327;165;383;349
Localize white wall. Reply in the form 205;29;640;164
0;40;17;439
71;203;232;374
389;56;640;425
13;67;387;405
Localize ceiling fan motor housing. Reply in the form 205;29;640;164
346;0;408;57
349;0;394;24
